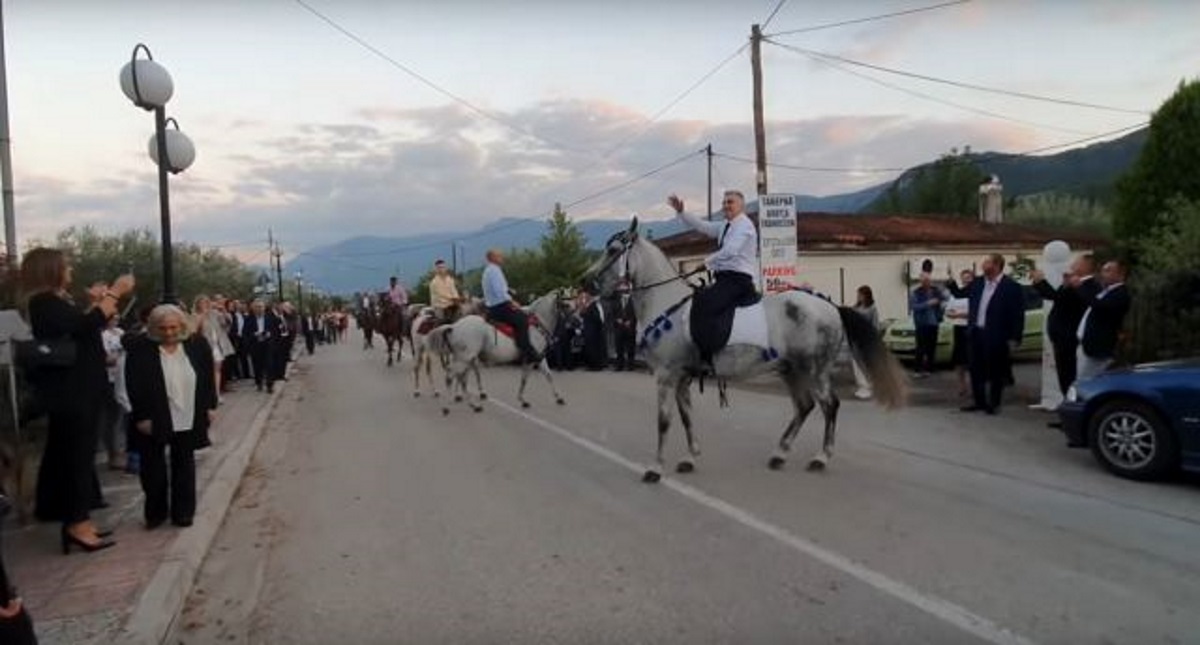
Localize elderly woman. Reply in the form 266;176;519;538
125;305;218;529
21;248;134;553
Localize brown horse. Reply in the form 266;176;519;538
357;308;377;350
377;297;407;366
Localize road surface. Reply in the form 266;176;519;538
172;340;1200;644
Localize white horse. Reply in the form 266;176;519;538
582;219;907;482
411;307;483;400
427;292;568;415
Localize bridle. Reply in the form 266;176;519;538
586;230;706;295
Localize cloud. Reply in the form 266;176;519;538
15;97;1051;256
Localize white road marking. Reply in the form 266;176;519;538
490;397;1037;645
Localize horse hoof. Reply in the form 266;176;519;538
441;408;450;417
479;392;489;400
675;460;695;474
807;458;827;472
642;469;662;484
434;392;441;399
413;392;420;398
556;398;565;406
768;456;787;471
472;406;483;413
521;401;531;409
454;395;463;403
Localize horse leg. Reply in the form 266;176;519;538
472;360;486;400
537;358;565;406
674;377;698;473
412;348;423;397
643;376;675;483
518;362;533;408
442;358;469;416
807;374;840;471
769;373;816;471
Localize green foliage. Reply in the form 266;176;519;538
538;203;591;291
872;149;987;216
1007;193;1113;232
1113;79;1200;243
1121;198;1200;363
48;227;257;307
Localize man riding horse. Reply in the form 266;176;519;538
668;190;760;372
429;259;463;324
482;249;538;365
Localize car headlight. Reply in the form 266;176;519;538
1065;385;1079;403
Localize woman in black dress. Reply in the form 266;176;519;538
125;304;217;529
22;248;135;553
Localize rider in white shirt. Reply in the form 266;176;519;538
668;189;760;366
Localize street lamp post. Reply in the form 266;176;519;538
119;44;195;304
296;271;305;314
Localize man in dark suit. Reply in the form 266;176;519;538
1076;260;1131;381
960;253;1026;415
241;299;281;393
580;292;609;371
1032;254;1101;397
612;284;638;371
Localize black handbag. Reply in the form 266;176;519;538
13;337;77;370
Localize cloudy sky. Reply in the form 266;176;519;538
5;0;1196;264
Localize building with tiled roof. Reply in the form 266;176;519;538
653;213;1107;323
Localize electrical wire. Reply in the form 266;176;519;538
768;39;1147;115
715;152;907;173
761;0;791;29
767;0;971;37
769;41;1094;135
292;0;588;156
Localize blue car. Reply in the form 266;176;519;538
1059;359;1200;480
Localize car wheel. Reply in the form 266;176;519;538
1088;399;1179;481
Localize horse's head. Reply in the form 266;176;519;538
582;217;639;297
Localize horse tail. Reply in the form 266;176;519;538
428;325;454;356
837;306;908;409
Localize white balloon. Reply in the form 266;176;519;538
1043;240;1071;264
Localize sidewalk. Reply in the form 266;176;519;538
2;375;286;645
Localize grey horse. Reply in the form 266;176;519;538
582;219;907;483
427;292;568;415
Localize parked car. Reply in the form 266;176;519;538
882;285;1045;364
1058;359;1200;480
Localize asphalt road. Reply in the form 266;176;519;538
172;339;1200;644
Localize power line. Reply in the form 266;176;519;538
715;152;906;173
768;40;1094;135
761;0;791;29
767;0;971;37
292;0;587;156
321;148;706;260
768;39;1148;116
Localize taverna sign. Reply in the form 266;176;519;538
758;193;798;293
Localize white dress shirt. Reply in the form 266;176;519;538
482;262;511;307
676;210;759;278
160;346;197;433
976;277;1000;328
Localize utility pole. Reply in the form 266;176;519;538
0;2;16;263
750;24;768;197
706;143;714;221
269;229;283;301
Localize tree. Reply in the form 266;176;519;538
51;227;258;307
1007;193;1112;232
1113;79;1200;243
1122;198;1200;362
537;203;592;293
872;149;987;216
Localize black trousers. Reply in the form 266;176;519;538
139;437;196;524
914;325;940;372
305;331;316;355
1052;339;1078;395
615;330;637;370
249;343;273;388
690;271;757;360
488;304;537;362
969;329;1012;411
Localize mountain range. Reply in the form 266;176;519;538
285;128;1146;294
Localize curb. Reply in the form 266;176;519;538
117;378;288;645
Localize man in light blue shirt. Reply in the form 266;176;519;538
668;189;760;366
483;249;538;364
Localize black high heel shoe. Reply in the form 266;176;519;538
60;527;116;555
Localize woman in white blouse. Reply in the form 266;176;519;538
124;305;218;529
193;295;235;403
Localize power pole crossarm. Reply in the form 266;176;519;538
750;24;768;197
